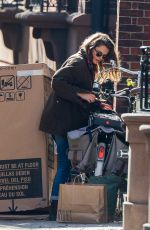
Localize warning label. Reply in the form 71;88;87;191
16;91;25;101
0;76;15;91
0;75;31;103
16;76;32;90
0;158;42;200
0;92;4;102
5;92;15;102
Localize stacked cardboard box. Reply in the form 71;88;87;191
0;63;56;215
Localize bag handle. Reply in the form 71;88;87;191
73;172;88;184
86;127;93;142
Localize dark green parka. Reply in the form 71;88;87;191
39;50;95;136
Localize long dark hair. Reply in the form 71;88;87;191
80;32;120;66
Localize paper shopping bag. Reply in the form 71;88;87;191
57;184;107;223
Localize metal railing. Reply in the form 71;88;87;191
0;0;25;9
140;46;150;111
0;0;82;12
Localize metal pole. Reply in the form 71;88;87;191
113;0;120;111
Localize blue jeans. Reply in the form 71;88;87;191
51;135;71;201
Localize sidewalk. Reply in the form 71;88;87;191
0;220;123;230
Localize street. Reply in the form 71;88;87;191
0;220;123;230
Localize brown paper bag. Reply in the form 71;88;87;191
57;184;107;223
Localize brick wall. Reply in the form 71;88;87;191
108;0;150;112
109;0;150;71
119;0;150;71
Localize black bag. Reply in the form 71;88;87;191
89;112;124;131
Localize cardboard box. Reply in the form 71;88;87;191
0;63;55;213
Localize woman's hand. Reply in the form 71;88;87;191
100;102;113;110
77;92;96;103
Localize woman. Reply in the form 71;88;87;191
39;32;120;220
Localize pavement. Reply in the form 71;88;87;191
0;220;123;230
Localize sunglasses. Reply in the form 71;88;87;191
94;49;107;58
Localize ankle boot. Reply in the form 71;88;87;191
49;200;58;221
